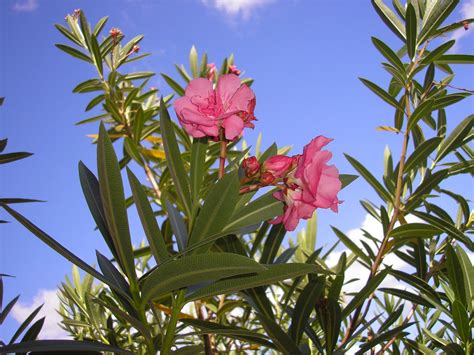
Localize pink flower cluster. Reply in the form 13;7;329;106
173;71;341;232
243;137;342;231
174;74;256;141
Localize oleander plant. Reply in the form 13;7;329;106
1;1;473;354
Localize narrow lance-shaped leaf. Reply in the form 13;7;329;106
160;98;192;216
0;204;114;291
189;172;239;251
141;253;266;302
345;154;392;202
371;0;406;41
289;278;325;345
187;263;321;302
359;78;403;110
127;168;170;263
405;4;417;60
190;137;208;203
97;123;136;282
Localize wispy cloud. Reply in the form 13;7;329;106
201;0;276;20
12;0;38;12
12;289;68;339
448;0;474;52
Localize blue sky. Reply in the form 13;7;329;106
1;0;473;339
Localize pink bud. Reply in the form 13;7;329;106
242;156;260;177
228;65;241;76
132;45;140;53
263;155;295;178
110;28;123;38
207;63;217;81
260;171;276;185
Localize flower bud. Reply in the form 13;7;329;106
263;155;294;178
132;45;140;53
228;65;241;76
260;171;276;185
242;156;260;177
110;27;123;38
207;63;217;81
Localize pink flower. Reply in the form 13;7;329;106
228;65;241;76
242;156;260;177
174;74;256;141
263;155;295;178
207;63;217;81
271;136;341;231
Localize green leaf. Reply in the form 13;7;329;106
189;172;239;251
190;138;208;203
123;71;155;81
255;313;301;355
345;154;392;202
331;226;371;265
0;152;32;164
0;295;19;324
446;244;467;307
380;287;435;307
97;123;136;281
406;4;417;60
371;0;406;41
127;169;170;263
141;253;266;302
0;340;132;354
92;16;109;36
356;323;414;354
404;137;442;172
55;44;93;63
433;93;471;111
161;73;185;96
166;200;189;252
9;304;42;344
407;99;434;131
359;78;403;110
411;211;472;248
451;300;470;343
78;161;120;265
289;278;325;345
0;204;112;288
187;263;320;302
20;317;44;341
436;54;474;64
317;298;342;354
96;251;130;295
224;191;283;232
420;40;455;66
260;224;286;264
342;268;390;317
436;114;474;163
181;319;276;350
189;46;198;78
390;223;441;239
160;99;192;216
417;0;458;45
371;37;405;73
456;246;474;311
55;24;83;46
340;174;358;189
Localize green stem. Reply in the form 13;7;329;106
161;289;186;355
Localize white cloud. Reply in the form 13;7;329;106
201;0;275;20
12;0;38;12
448;0;474;52
12;289;68;339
